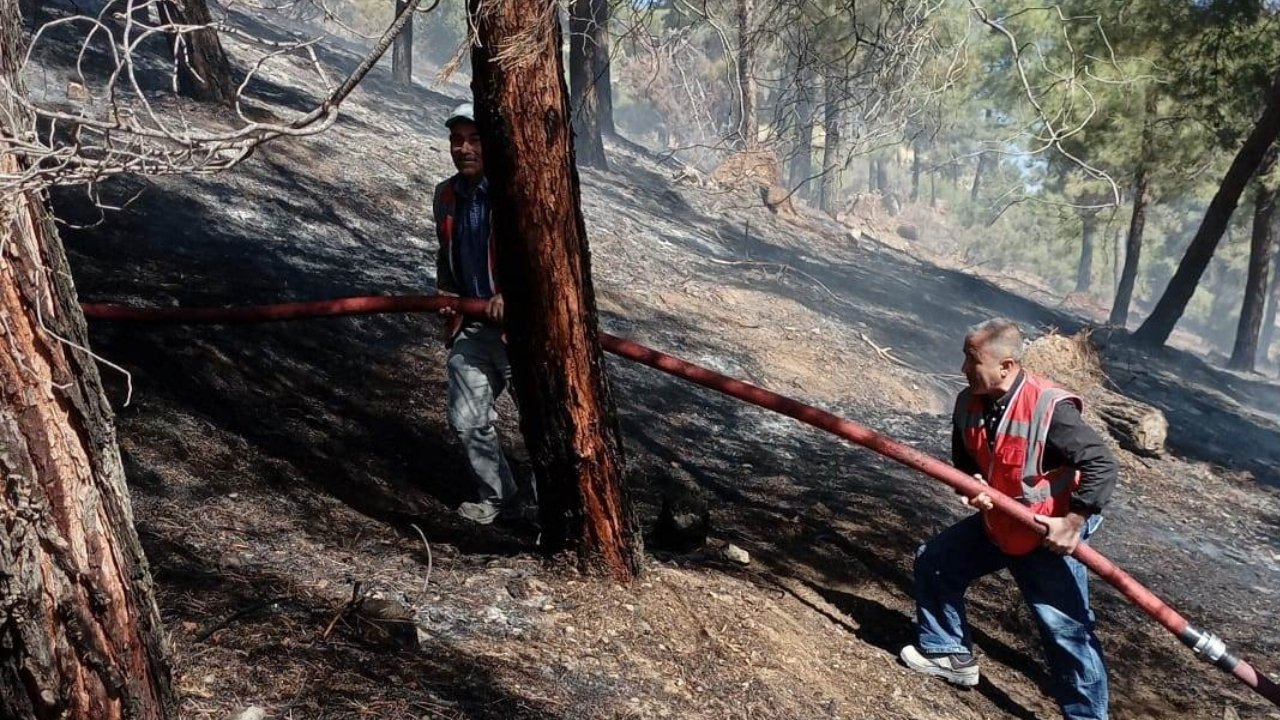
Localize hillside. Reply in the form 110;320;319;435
31;2;1280;718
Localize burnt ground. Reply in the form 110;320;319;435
27;1;1280;717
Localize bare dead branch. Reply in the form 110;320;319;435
2;0;438;198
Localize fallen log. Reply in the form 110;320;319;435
1021;330;1167;458
1093;391;1167;457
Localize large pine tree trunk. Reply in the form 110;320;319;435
568;0;607;169
1134;75;1280;347
392;0;413;85
1;2;176;716
1075;211;1097;293
735;0;757;148
1110;87;1157;328
470;0;640;581
819;75;842;217
157;0;234;103
1229;176;1278;371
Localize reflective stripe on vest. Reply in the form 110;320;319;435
956;373;1082;555
1020;387;1077;503
439;182;458;282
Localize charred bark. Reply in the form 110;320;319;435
470;0;640;580
157;0;234;103
1;1;176;715
392;0;413;85
568;0;608;169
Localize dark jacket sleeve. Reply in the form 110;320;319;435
952;425;981;476
1045;401;1118;515
433;181;459;294
951;391;981;475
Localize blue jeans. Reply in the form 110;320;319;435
914;512;1109;720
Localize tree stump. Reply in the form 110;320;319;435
1093;392;1167;457
651;466;710;553
347;596;418;650
764;184;796;216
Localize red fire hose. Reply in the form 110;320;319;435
81;294;1280;708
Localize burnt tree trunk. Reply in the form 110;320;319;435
1;1;176;716
1075;210;1097;293
470;0;640;581
568;0;607;169
592;0;614;137
392;0;413;85
911;142;921;203
1111;87;1158;328
787;46;815;201
1260;234;1280;367
1135;74;1280;347
970;152;990;202
819;74;842;218
1111;223;1123;293
930;158;937;208
157;0;234;103
103;0;152;46
735;0;757;148
1229;174;1278;371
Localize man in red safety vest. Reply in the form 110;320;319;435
900;318;1118;720
434;102;521;525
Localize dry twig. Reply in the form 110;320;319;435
409;522;433;594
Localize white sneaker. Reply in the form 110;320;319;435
899;645;980;687
458;501;500;525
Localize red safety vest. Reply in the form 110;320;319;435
955;372;1082;556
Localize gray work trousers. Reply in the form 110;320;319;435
447;323;517;505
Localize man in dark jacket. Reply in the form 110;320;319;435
434;102;516;525
899;318;1117;720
